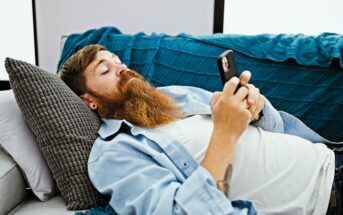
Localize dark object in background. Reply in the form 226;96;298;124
0;81;10;91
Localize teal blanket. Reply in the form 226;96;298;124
59;27;343;215
58;27;343;70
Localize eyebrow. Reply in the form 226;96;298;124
95;59;106;68
94;54;118;68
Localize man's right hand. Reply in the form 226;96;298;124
202;77;252;195
211;76;252;140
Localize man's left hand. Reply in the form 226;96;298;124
239;71;265;122
246;84;265;121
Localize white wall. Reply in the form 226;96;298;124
0;0;36;80
35;0;214;73
224;0;343;35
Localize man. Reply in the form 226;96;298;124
59;44;342;215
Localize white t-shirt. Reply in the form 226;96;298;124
156;115;335;215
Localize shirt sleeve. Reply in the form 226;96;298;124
252;97;284;133
88;139;260;215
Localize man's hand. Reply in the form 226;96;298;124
203;77;252;195
239;71;265;122
202;71;264;196
211;77;252;139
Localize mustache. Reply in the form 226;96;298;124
119;70;144;89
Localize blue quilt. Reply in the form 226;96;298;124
59;27;343;215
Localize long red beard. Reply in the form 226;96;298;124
92;70;184;128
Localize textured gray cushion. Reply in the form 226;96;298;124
5;58;104;210
0;148;27;214
0;90;56;201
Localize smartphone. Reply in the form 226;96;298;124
217;50;242;91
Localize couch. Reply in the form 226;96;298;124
1;27;343;215
0;148;73;214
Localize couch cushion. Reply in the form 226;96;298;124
9;194;75;215
5;58;105;210
0;148;27;214
0;90;57;201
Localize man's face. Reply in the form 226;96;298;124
83;50;141;102
82;50;183;127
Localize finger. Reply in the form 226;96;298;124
249;100;258;115
249;103;257;115
239;70;252;86
244;105;253;120
223;77;240;96
252;95;265;119
235;85;249;101
257;95;265;115
246;84;259;114
243;99;250;109
240;99;253;121
247;98;256;106
247;84;259;106
251;108;259;120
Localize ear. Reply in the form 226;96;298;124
80;93;98;110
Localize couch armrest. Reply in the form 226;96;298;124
0;147;28;214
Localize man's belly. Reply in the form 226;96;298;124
229;125;335;215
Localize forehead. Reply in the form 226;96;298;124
85;50;117;73
96;50;115;60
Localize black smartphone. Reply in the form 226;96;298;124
217;50;242;91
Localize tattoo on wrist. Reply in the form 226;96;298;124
216;164;233;197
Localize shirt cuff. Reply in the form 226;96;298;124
252;98;284;133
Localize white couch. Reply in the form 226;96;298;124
0;147;75;215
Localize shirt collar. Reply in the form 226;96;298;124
98;118;126;139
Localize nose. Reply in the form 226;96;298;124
116;64;128;76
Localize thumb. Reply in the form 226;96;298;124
239;70;252;86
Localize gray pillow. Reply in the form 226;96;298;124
0;90;56;201
5;58;105;210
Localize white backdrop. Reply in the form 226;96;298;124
224;0;343;35
0;0;36;80
35;0;214;73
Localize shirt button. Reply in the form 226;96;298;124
182;161;189;169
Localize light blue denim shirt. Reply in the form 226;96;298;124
88;85;334;215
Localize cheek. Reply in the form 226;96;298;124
101;80;121;98
98;76;115;90
91;74;121;98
